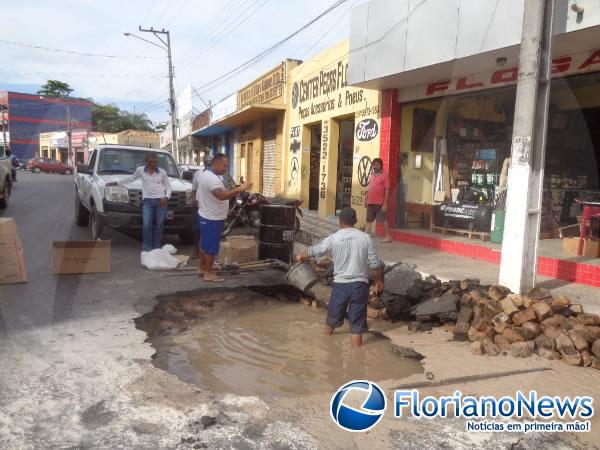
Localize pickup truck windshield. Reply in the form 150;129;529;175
97;148;180;178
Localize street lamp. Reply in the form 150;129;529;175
124;27;179;161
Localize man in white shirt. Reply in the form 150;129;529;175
107;153;171;251
196;153;251;282
297;207;383;347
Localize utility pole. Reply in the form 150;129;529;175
66;103;73;166
136;26;179;162
498;0;555;293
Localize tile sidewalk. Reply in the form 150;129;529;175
297;211;600;315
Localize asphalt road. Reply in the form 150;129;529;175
0;171;297;448
0;171;179;333
0;172;583;449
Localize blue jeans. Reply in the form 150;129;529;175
142;198;166;251
327;282;370;334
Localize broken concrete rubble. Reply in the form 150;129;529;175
409;290;460;323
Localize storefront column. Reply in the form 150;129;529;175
318;119;339;217
379;89;401;228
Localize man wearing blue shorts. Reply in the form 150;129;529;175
297;207;384;347
195;153;251;282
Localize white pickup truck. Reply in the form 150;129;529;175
0;154;11;209
74;145;195;242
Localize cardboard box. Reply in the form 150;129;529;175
0;218;28;284
218;235;257;264
53;240;111;275
583;239;600;258
562;237;600;257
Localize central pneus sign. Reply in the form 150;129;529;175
293;60;348;108
403;49;600;101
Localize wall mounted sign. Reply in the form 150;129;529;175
357;156;372;187
238;63;285;109
401;49;600;102
355;119;379;141
290;156;299;180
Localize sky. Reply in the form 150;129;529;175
0;0;364;124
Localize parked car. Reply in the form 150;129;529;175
16;158;28;169
28;157;74;175
74;145;194;242
0;156;11;208
177;164;204;181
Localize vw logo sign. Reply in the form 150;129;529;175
330;380;386;432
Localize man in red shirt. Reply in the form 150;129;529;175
365;158;392;243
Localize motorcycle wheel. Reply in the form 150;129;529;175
221;215;238;237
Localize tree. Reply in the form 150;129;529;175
37;80;73;98
91;102;155;133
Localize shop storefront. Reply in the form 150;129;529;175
348;0;600;241
284;40;382;226
396;49;600;240
203;61;298;196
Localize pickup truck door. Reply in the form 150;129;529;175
78;150;96;208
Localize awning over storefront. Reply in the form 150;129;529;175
211;103;285;128
192;124;232;137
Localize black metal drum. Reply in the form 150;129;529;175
258;204;296;264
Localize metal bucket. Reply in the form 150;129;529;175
285;261;320;293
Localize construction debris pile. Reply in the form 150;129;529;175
453;283;600;369
366;262;458;321
368;265;600;369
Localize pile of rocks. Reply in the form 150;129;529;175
367;263;457;321
453;283;600;369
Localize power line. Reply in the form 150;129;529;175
0;39;159;59
181;0;270;67
191;0;350;96
0;69;166;79
179;0;250;59
166;0;194;27
154;0;176;26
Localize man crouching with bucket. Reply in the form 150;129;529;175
296;207;384;347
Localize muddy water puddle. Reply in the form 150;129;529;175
151;292;422;397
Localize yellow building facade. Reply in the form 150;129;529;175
284;40;382;226
211;60;300;197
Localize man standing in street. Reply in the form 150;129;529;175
365;158;392;243
196;153;251;283
107;153;171;251
190;153;215;258
5;148;18;182
297;207;383;347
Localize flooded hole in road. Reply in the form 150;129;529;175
136;286;423;397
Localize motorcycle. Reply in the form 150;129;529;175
221;191;303;237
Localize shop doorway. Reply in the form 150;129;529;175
309;125;321;210
336;119;355;212
262;120;277;197
239;143;247;183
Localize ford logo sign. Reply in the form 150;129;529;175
355;119;379;142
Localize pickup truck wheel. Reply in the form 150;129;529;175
0;178;10;209
179;232;195;245
89;205;103;240
32;167;41;173
64;169;72;175
74;191;89;226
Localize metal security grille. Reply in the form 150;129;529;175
262;120;277;197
